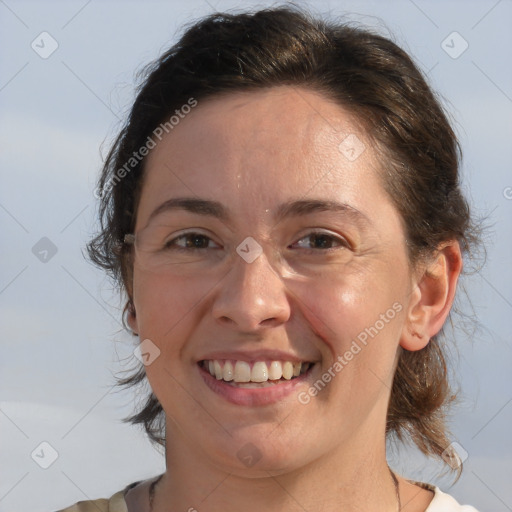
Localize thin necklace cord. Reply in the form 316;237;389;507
148;469;401;511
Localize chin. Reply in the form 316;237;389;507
202;427;316;476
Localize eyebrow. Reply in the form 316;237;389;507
147;197;372;228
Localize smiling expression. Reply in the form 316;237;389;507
127;86;416;473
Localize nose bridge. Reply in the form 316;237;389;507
212;244;290;330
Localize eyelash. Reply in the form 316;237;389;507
165;230;350;253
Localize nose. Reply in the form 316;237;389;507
211;249;291;332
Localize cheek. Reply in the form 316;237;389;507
292;271;405;421
290;265;405;363
132;271;207;350
131;271;209;406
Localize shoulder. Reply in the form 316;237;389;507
423;484;480;512
54;497;111;512
54;483;136;512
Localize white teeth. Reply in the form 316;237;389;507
214;360;223;380
204;359;309;383
282;361;293;380
234;361;251;383
268;361;283;380
251;361;268;382
223;361;234;381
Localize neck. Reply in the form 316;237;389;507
153;417;399;512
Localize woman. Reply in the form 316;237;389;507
59;5;481;512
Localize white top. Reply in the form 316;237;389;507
426;486;479;511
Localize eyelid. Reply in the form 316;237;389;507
166;228;217;239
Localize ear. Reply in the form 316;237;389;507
126;299;139;335
122;253;139;334
400;241;463;351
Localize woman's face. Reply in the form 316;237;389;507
129;86;416;474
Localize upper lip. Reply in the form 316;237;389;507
198;349;316;363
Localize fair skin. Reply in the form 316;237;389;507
125;86;462;512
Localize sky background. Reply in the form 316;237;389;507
0;0;511;511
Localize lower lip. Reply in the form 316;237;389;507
198;363;314;406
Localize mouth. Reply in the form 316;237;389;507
200;359;313;386
197;359;316;405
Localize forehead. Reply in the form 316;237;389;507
136;86;388;228
146;86;369;166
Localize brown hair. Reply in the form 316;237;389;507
87;5;481;472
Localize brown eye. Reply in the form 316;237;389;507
292;231;349;251
165;233;220;250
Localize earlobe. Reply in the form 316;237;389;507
400;241;463;352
